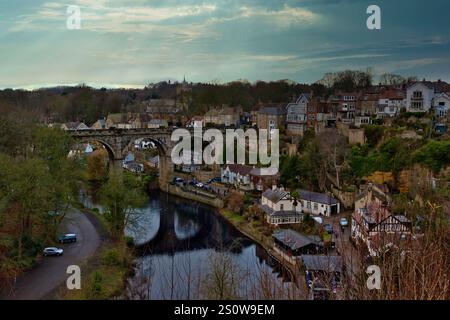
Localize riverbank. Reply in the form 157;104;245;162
57;206;135;300
218;209;302;286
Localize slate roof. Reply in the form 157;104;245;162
298;189;339;205
273;229;322;251
250;167;279;177
258;106;287;116
260;205;300;217
301;255;342;273
224;164;253;176
64;121;84;129
262;188;289;203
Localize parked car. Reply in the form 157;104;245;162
59;233;77;243
196;182;204;188
172;177;184;185
43;247;64;257
339;218;348;228
324;224;334;234
189;180;198;186
208;177;221;183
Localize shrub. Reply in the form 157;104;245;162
89;272;103;298
101;248;122;267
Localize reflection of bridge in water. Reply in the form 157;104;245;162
135;198;253;256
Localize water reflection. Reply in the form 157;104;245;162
125;192;301;300
81;188;300;299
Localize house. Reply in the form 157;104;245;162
174;150;203;173
352;184;412;256
186;116;204;128
122;152;135;165
354;116;371;127
84;143;94;154
146;155;159;169
221;164;253;187
377;90;405;118
257;105;286;131
147;119;168;129
297;190;340;217
105;113;133;129
302;255;342;300
204;106;240;127
249;167;279;191
359;89;381;116
261;187;302;225
433;92;450;117
406;82;435;113
124;162;144;174
61;121;89;131
240;112;252;126
129;113;151;129
307;98;330;133
329;92;358;124
272;229;324;264
91;118;106;130
355;183;390;212
145;99;184;124
285;94;309;136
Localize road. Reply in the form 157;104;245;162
0;208;101;300
325;212;362;276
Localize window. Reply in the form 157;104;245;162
411;101;423;109
280;204;284;211
314;203;318;211
413;91;423;99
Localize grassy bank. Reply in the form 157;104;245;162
59;208;135;300
219;209;274;253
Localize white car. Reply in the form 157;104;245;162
196;182;204;188
312;216;323;225
43;247;64;257
340;218;349;227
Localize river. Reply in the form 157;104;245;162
81;189;302;300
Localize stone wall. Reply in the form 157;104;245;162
166;184;225;208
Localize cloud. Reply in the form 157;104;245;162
10;1;319;39
238;4;319;28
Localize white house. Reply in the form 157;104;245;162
286;93;309;135
84;143;94;154
221;164;253;186
298;190;340;217
61;121;89;131
147;119;168;129
354;116;371;127
377;90;406;118
261;187;302;225
406;82;435;113
433;92;450;117
122;152;135;165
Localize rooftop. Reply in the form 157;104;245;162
298;189;339;205
258;106;287;116
262;187;289;203
224;164;254;176
272;229;322;251
301;255;342;273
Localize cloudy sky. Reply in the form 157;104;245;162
1;0;450;89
